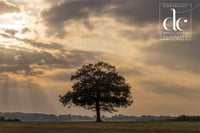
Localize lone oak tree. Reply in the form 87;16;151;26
59;62;133;122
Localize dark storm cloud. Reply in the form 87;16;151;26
141;80;200;97
40;0;157;37
41;0;200;37
41;0;118;37
0;46;48;75
41;0;159;27
0;45;106;76
0;32;107;76
109;0;159;26
0;0;20;15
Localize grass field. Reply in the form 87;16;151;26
0;121;200;133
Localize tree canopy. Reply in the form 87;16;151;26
59;61;133;122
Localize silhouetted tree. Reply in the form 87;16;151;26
59;62;133;122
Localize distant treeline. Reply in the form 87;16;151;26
0;116;20;122
175;115;200;122
0;113;200;122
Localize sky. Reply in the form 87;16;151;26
0;0;200;116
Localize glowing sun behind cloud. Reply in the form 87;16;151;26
0;11;35;48
0;12;30;33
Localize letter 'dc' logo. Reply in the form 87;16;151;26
163;8;188;31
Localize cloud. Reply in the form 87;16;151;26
43;0;64;5
0;33;11;38
20;39;64;50
0;44;109;76
4;29;18;36
108;0;159;26
41;0;118;37
0;0;20;15
0;32;64;50
0;47;44;75
111;0;199;26
41;0;200;38
21;28;31;34
140;30;200;73
41;0;158;29
38;0;157;38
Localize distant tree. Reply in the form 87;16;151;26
59;62;133;122
177;115;200;121
0;116;5;121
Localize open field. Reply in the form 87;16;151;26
0;121;200;133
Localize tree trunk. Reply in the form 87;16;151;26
95;100;102;122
